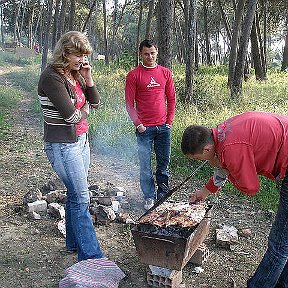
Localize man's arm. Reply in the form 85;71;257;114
165;70;176;125
125;72;141;127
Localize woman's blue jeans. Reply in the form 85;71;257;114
136;125;171;200
247;171;288;287
44;133;103;262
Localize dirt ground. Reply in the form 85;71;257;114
0;66;275;288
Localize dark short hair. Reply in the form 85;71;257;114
181;125;213;155
139;39;157;52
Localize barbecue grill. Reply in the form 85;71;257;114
131;204;212;271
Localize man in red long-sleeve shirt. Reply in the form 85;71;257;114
181;111;288;288
125;39;176;210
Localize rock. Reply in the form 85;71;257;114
58;219;66;238
28;211;41;220
239;228;252;238
23;189;42;205
94;205;116;225
216;224;238;248
41;180;58;194
27;200;47;213
44;190;66;204
88;184;100;191
96;196;112;206
48;203;65;219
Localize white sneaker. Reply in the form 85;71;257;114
144;198;154;210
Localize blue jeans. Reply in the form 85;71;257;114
136;124;171;200
247;171;288;288
44;133;103;262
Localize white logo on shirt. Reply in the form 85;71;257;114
147;77;160;88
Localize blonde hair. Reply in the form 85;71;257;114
50;31;93;75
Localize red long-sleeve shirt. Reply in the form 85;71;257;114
205;111;288;195
125;64;176;127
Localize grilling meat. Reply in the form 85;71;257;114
139;202;207;228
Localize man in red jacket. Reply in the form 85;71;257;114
181;111;288;288
125;39;176;210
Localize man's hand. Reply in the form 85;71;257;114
137;124;146;133
189;187;211;204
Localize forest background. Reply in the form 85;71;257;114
0;0;288;212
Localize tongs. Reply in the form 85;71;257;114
139;160;208;220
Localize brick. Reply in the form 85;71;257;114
189;243;209;266
147;267;183;288
27;200;47;213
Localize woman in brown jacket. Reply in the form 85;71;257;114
38;31;103;262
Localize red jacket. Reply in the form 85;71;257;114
125;64;176;127
205;112;288;195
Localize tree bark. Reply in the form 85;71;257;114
216;0;232;42
68;0;75;30
203;0;211;65
157;0;174;70
145;0;155;39
281;16;288;71
52;0;61;49
82;0;97;32
57;0;67;40
13;1;21;43
0;5;4;46
135;0;143;66
41;0;54;72
102;0;109;65
227;0;245;88
231;0;257;98
250;15;266;80
184;0;196;102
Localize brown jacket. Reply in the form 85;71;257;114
38;65;99;142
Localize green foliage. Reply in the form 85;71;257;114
0;85;23;140
0;51;40;66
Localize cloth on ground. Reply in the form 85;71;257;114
59;258;126;288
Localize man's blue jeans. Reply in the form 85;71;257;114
44;133;103;262
136;124;171;200
247;171;288;287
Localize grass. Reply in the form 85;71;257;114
1;50;287;211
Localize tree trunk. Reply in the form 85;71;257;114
33;0;42;45
175;16;185;63
13;1;21;43
57;0;67;39
28;1;36;48
82;0;97;32
231;0;257;98
216;0;232;42
68;0;75;30
281;16;288;71
41;0;54;72
195;21;199;70
0;5;5;46
203;0;211;65
250;16;266;80
145;0;155;39
157;0;174;70
262;0;267;73
135;0;143;66
227;0;245;88
52;0;61;49
102;0;109;65
184;0;196;102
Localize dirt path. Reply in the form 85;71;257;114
0;66;274;288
